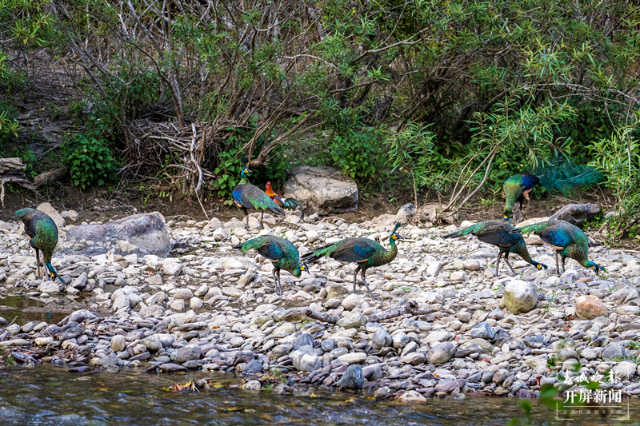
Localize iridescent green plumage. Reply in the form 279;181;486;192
233;235;308;295
444;220;547;276
517;220;603;275
232;168;284;229
503;162;602;224
15;208;64;283
301;223;404;299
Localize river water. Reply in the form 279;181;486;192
0;366;639;425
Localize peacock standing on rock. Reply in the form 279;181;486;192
233;236;308;295
232;168;284;229
265;181;305;220
15;208;64;283
301;222;405;300
503;163;602;225
517;220;604;276
443;220;547;277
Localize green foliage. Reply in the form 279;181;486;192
0;0;55;47
63;134;119;189
387;122;449;189
588;116;640;238
0;101;19;146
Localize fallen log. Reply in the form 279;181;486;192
1;162;68;207
304;300;431;325
0;158;24;174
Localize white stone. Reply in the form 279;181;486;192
162;258;182;275
337;352;367;364
190;297;204;310
341;294;364;310
503;280;537;314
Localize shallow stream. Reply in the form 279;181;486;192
0;366;639;425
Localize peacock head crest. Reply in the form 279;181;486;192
390;222;405;241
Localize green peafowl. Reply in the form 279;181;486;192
232;168;284;229
265;181;304;220
15;208;64;283
517;220;604;275
503;162;602;225
301;222;405;299
443;220;547;276
233;235;308;295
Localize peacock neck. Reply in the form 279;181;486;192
513;241;535;266
377;237;398;265
240;174;250;185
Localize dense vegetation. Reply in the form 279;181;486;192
0;0;639;236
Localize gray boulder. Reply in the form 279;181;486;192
290;345;321;372
335;364;364;390
60;212;172;257
469;322;495;340
371;328;392;350
427;342;456;364
283;166;358;215
176;344;201;362
549;203;601;226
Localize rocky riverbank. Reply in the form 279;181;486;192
1;206;640;401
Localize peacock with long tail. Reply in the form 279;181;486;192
517;220;604;275
232;168;284;229
265;181;305;220
233;236;308;295
15;208;64;283
443;220;547;276
301;222;405;299
503;162;602;225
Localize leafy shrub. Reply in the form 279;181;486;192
63;134;119;189
588;117;640;238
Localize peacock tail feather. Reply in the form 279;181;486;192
282;198;304;220
535;161;603;196
517;220;553;235
443;220;509;238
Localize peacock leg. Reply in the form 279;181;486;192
561;256;566;274
495;252;503;277
272;268;280;295
504;253;517;276
35;248;41;280
277;269;283;294
361;268;379;300
555;252;560;275
260;210;265;229
352;266;361;294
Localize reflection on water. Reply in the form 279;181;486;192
0;366;639;425
0;295;69;324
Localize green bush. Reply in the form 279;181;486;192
63;134;119;189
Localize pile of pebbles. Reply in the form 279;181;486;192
1;208;640;401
